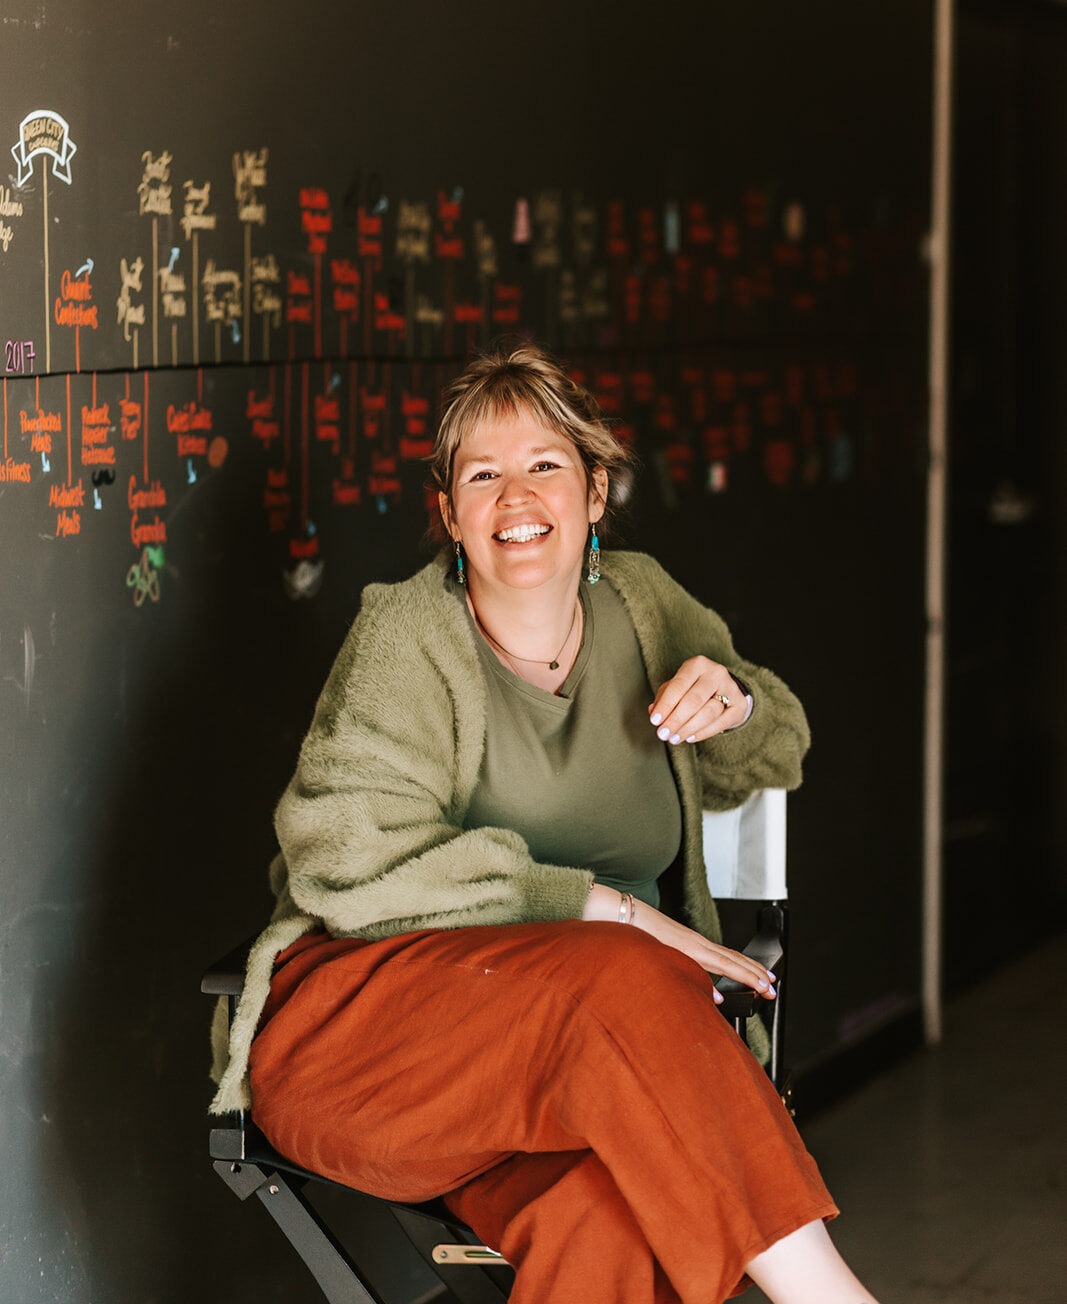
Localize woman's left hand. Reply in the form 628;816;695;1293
648;656;747;744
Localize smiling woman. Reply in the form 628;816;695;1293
216;344;880;1304
440;409;607;691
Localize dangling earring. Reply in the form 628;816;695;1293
587;521;600;585
454;539;466;586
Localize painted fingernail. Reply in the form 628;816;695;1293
669;733;680;745
766;971;776;982
651;712;662;726
766;984;777;997
657;725;670;740
756;978;768;989
686;735;696;743
713;988;723;1004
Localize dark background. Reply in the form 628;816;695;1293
0;2;1063;1301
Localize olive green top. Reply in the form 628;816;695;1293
463;580;682;907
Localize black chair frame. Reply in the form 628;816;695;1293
204;904;787;1304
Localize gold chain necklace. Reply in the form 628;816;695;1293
470;596;581;672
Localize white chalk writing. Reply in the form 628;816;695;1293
138;150;173;216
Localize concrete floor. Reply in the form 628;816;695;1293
749;932;1067;1303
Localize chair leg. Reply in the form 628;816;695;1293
213;1160;384;1304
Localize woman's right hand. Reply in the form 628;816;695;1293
582;884;776;1005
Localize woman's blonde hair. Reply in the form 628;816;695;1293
431;343;634;520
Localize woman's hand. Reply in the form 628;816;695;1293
582;885;776;1005
648;656;747;745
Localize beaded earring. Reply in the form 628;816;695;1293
454;539;466;586
587;522;600;585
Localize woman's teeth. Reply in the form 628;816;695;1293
495;524;550;543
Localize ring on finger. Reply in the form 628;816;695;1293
712;692;731;709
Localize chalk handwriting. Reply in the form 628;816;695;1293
119;397;141;442
0;185;21;253
20;406;59;454
285;268;312;324
0;185;23;217
181;180;217;239
473;219;497;280
251;254;282;324
582;268;610;320
492;283;521;325
374;292;405;336
138;150;173;216
414;294;444;327
263;466;291;530
572;197;597;264
532;191;562;270
332;478;361;506
201;261;242;323
117;257;146;340
251;255;279;282
167;401;212;457
396;200;431;264
247;389;279;446
559;269;579;324
50;480;85;538
233;148;268;225
55;268;98;329
5;340;35;373
0;456;31;482
128;476;167;548
357;208;383;262
300;188;331;254
159;266;187;318
330;258;360;313
81;402;114;466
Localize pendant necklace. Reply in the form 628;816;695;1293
470;596;581;672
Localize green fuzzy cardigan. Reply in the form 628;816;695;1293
209;550;810;1114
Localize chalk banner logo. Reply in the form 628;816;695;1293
11;110;78;186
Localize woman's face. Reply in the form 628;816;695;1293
441;408;607;596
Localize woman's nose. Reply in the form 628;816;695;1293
497;471;533;503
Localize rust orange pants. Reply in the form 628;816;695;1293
248;921;837;1303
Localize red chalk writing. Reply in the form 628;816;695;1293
120;397;142;441
167;401;212;457
81;402;114;466
56;269;98;329
128;476;168;547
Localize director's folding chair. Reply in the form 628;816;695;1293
203;787;791;1303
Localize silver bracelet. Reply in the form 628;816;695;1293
617;891;636;924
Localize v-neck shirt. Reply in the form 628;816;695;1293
462;579;682;907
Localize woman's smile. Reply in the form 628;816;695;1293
493;521;552;545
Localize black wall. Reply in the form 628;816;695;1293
0;3;932;1300
946;0;1067;988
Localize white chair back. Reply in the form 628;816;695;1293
702;788;787;901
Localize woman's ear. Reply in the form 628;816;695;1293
589;467;609;523
438;491;456;541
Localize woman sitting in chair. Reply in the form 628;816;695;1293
211;344;879;1304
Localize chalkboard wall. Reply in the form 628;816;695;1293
0;3;931;1300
